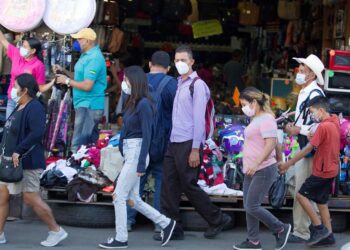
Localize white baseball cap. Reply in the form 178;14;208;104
293;54;325;85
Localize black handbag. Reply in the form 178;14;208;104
269;174;288;209
0;155;23;183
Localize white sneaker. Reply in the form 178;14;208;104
40;227;68;247
0;232;6;244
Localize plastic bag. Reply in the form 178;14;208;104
269;174;288;209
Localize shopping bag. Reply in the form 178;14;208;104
99;147;123;182
269;174;288;209
238;0;260;26
278;0;301;20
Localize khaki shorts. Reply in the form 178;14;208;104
0;169;43;195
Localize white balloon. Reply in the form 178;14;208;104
43;0;96;35
0;0;46;32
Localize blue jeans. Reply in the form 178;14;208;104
127;160;163;225
6;99;17;119
71;107;103;152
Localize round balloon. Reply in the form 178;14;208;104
340;118;350;149
44;0;96;35
0;0;46;32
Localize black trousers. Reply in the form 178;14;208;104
161;140;222;230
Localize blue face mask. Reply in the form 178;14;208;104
73;40;81;52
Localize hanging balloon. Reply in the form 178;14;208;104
0;0;46;32
43;0;96;35
340;118;350;149
219;124;245;154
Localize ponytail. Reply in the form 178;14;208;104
240;87;274;117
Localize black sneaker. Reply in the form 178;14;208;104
274;224;291;250
233;239;262;250
204;213;231;239
306;225;330;246
153;231;184;241
310;233;335;248
99;238;128;249
161;220;176;247
287;234;307;243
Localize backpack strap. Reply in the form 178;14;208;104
156;75;173;98
294;89;325;126
189;77;201;97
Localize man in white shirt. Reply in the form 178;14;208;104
284;55;332;246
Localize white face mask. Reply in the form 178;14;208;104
20;47;30;58
10;88;21;103
121;80;131;95
242;105;255;117
175;61;190;75
295;73;306;85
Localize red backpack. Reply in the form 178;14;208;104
189;77;215;140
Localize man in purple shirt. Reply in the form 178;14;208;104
156;45;231;241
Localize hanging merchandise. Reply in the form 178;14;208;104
187;0;199;23
277;0;301;20
49;89;73;153
162;0;192;22
238;0;260;26
101;0;119;26
43;0;96;34
0;0;46;32
108;28;127;55
340;116;350;150
141;0;162;16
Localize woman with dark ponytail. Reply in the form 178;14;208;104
0;30;54;119
0;74;68;247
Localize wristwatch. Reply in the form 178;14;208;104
65;78;71;87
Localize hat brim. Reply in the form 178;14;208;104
292;57;324;85
71;33;82;39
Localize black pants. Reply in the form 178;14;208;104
161;140;222;231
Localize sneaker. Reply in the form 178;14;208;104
153;231;184;241
306;225;330;246
204;213;231;239
310;233;335;248
287;234;307;243
233;239;262;250
0;232;6;244
40;227;68;247
161;220;176;247
99;238;128;249
274;224;291;250
127;224;132;232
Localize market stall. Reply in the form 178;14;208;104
0;0;350;231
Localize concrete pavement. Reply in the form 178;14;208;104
1;220;349;250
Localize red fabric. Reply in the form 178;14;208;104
310;115;340;178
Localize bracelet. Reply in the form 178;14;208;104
65;78;71;87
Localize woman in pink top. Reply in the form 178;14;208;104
233;87;291;250
0;30;54;118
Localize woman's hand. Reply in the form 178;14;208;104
278;162;290;174
12;153;20;168
246;161;259;176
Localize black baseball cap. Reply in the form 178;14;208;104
151;51;171;68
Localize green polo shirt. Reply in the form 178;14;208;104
73;46;107;110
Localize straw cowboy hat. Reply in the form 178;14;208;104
293;54;325;85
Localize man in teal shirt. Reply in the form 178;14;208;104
55;28;106;152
